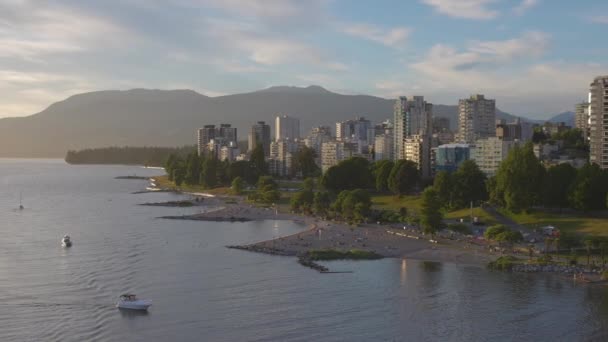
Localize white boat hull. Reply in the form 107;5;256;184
116;300;152;311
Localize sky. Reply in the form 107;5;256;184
1;0;607;120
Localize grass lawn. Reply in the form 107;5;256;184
371;194;423;213
444;207;497;225
153;175;233;195
498;209;608;237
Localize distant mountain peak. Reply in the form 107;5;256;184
256;85;332;94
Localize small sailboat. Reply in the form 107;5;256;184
61;235;72;247
116;294;152;311
19;191;24;210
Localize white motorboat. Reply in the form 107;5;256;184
116;294;152;311
61;235;72;247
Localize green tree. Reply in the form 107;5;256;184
201;157;218;188
494;230;523;244
374;160;394;192
173;168;185;186
250;143;267;178
291;189;314;213
388;160;419;196
229;160;256;185
292;146;319;178
185;152;201;185
313;191;331;217
321;157;373;192
542;163;577;209
570;163;608;211
484;224;509;240
420;187;443;237
486;176;503;206
302;177;314;192
494;143;544;213
433;171;453;209
335;189;372;223
253;176;280;205
231;176;244;195
452;160;487;208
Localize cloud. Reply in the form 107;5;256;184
468;31;549;60
340;24;411;48
0;69;96;116
376;32;600;116
410;31;550;77
513;0;539;15
589;15;608;24
0;1;134;60
202;18;346;70
421;0;498;20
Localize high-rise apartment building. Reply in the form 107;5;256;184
403;134;431;178
393;96;432;161
590;76;608;169
374;134;393;161
575;102;591;141
457;94;496;144
495;118;532;142
248;121;271;156
197;124;237;156
269;139;300;177
275;115;300;141
320;141;356;173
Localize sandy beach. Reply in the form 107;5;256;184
162;195;496;266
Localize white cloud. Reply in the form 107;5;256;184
0;1;134;60
421;0;498;20
376;32;600;117
196;0;324;18
468;31;549;60
341;24;411;48
203;18;346;70
589;15;608;24
409;31;550;77
513;0;539;15
0;69;96;116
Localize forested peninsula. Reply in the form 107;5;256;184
65;146;194;167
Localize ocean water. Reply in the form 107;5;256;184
1;159;607;342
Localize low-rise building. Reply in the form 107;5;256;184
472;137;519;176
435;143;471;173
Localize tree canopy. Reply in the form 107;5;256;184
321;157;373;192
388;160;419;196
494;143;544;213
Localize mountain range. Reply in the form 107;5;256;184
0;86;574;157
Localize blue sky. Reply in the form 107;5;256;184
1;0;607;119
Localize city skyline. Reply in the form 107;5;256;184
1;0;607;120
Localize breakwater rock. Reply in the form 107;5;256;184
226;245;331;273
115;176;150;180
159;215;251;222
512;264;600;274
297;256;329;272
226;245;294;256
140;200;195;207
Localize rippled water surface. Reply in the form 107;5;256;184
1;159;608;341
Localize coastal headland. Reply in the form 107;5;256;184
160;195;497;269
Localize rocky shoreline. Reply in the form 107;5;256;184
226;245;331;272
140;200;198;207
160;215;252;222
115;175;150;180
